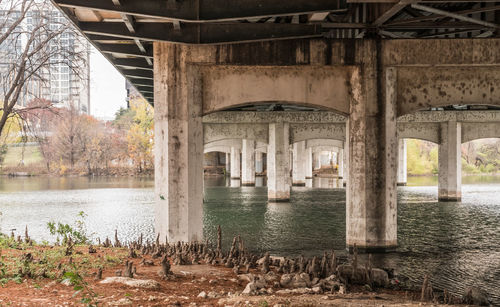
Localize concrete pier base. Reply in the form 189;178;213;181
438;121;462;202
292;141;306;186
397;139;407;186
267;123;291;202
230;147;241;180
242;139;256;186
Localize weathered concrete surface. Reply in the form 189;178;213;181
305;139;344;149
204;123;268;144
154;43;203;243
290;123;345;143
230;147;241;179
202;111;346;124
199;66;353;115
267;123;291;201
242;139;256;186
154;38;500;246
438;121;462;202
462;122;500;143
397;139;407;186
396;67;500;116
292;141;306;186
397;122;440;144
346;57;398;252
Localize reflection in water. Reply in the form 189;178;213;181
0;175;499;303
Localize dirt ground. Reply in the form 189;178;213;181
0;252;462;307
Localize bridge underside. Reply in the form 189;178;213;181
52;0;500;252
154;38;499;251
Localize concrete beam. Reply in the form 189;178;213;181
290;123;345;143
198;66;353;115
203;111;346;124
203;123;268;145
306;139;344;149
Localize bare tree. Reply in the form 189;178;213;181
0;0;86;137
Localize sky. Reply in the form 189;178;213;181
89;46;127;120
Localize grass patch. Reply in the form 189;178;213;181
3;145;43;167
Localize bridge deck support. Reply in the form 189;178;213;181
305;147;313;179
438;121;462;202
255;151;264;174
337;148;344;179
230;147;241;179
292;141;306;186
346;62;398;252
397;139;407;186
268;123;291;202
154;43;203;243
225;152;230;175
242;139;256;186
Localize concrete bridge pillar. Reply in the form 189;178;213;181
346;63;398;252
337;148;344;179
267;123;291;201
292;141;306;186
230;147;241;179
314;152;321;170
154;44;203;243
397;139;407;186
255;151;264;174
305;147;313;179
225;152;230;175
438;121;462;201
242;139;256;186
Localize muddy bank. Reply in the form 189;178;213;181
0;230;492;306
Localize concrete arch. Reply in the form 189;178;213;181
204;146;231;154
396;66;500;117
397;122;440;144
199;65;352;115
305;139;344;149
462;122;500;143
290;123;345;144
204;123;268;145
311;145;340;153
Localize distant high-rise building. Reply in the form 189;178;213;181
0;5;91;114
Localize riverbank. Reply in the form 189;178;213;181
0;233;488;306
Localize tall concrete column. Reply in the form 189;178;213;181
255;151;264;174
230;147;241;179
343;132;349;187
305;147;313;179
154;43;203;243
438;121;462;201
397;139;407;186
225;152;230;176
346;62;398;252
338;149;344;179
267;123;290;201
314;152;321;169
242;139;256;186
292;141;306;186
